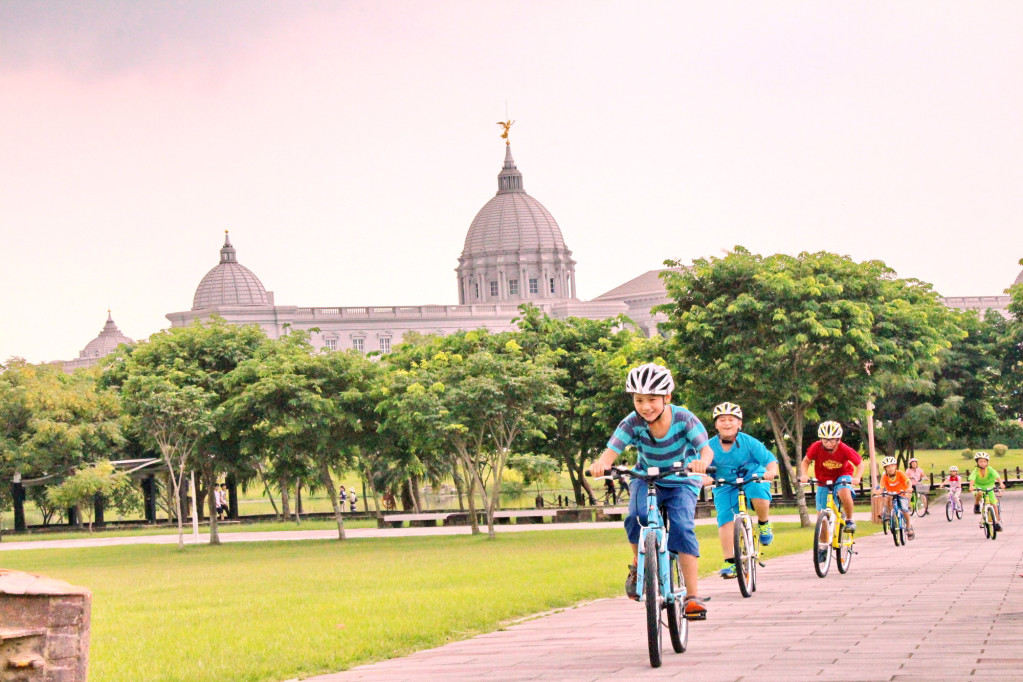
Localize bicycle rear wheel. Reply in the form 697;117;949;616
665;553;688;654
643;533;663;667
734;517;754;598
813;513;833;578
836;524;853;574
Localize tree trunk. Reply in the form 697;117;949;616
319;461;345;541
459;457;481;535
400;480;415;512
205;470;220;545
410;474;423;512
293;477;302;523
451;464;466;511
280;482;291;521
766;407;811;527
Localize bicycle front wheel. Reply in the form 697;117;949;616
881;511;889;535
836;524;853;574
946;498;954;522
734;517;754;598
665;553;688;654
891;509;902;547
644;533;663;668
985;505;997;540
813;513;833;578
916;492;929;516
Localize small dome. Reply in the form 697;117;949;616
192;232;270;310
460;145;568;258
1013;268;1023;287
79;311;133;359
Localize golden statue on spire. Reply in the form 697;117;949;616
497;119;514;144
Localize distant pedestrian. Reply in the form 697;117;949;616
215;484;228;521
339;486;347;511
349;489;357;513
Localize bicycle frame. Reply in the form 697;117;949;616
878;491;908;546
808;479;855;577
712;472;763;598
635;473;683;607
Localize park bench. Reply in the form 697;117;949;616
596;502;715;522
378;512;452;528
492;509;558;524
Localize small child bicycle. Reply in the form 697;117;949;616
805;480;856;577
710;470;765;598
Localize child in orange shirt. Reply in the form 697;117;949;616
877;456;915;540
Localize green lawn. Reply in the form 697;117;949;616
905;449;1023;479
0;522;844;682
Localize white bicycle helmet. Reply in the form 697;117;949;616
712;402;743;420
949;465;959;473
908;457;918;465
881;456;897;467
817;421;843;439
625;363;675;395
974;451;989;461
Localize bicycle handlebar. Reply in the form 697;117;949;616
586;463;716;482
711;472;764;487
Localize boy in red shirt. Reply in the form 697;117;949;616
799;421;864;533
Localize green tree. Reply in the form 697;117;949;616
45;460;142;533
659;247;955;525
108;318;266;546
221;331;378;540
379;330;566;538
514;306;661;503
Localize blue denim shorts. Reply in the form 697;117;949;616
713;480;772;527
625;479;699;557
815;475;854;511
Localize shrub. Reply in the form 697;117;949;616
993;444;1009;458
961;448;974;460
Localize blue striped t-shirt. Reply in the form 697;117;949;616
607;404;710;489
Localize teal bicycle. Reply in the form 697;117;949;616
592;462;699;668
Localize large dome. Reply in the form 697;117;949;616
456;143;576;304
192;232;271;310
461;145;568;257
79;311;133;359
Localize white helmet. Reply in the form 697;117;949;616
625;363;675;396
974;451;989;461
818;421;843;439
908;457;918;465
713;402;743;420
949;465;959;473
881;456;897;467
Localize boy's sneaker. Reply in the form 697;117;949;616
719;562;736;579
995;522;1003;532
625;564;639;601
844;519;857;534
817;548;829;564
974;503;981;514
683;596;707;620
759;521;774;546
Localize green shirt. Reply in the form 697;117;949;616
969;466;1000;488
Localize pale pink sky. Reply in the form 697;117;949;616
2;1;1022;363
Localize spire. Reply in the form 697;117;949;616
497;144;524;194
220;230;237;264
102;310;118;333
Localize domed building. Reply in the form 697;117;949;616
457;144;577;304
165;139;646;350
63;311;134;371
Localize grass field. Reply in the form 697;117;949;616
0;521;854;682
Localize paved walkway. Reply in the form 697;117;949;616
305;493;1023;682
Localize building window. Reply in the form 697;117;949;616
490;281;498;297
549;278;556;294
529;277;538;294
353;338;365;353
379;337;391;354
474;282;480;299
509;279;519;295
325;338;337;351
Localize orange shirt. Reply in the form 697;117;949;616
880;470;911;494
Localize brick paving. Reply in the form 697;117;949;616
305;493;1023;682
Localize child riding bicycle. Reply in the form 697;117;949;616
942;465;963;509
970;452;1005;531
799;421;864;540
589;363;713;620
706;401;779;578
875;456;915;540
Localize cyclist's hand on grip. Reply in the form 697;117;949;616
688;460;708;474
589;457;613;479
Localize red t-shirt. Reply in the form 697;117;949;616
805;441;862;483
